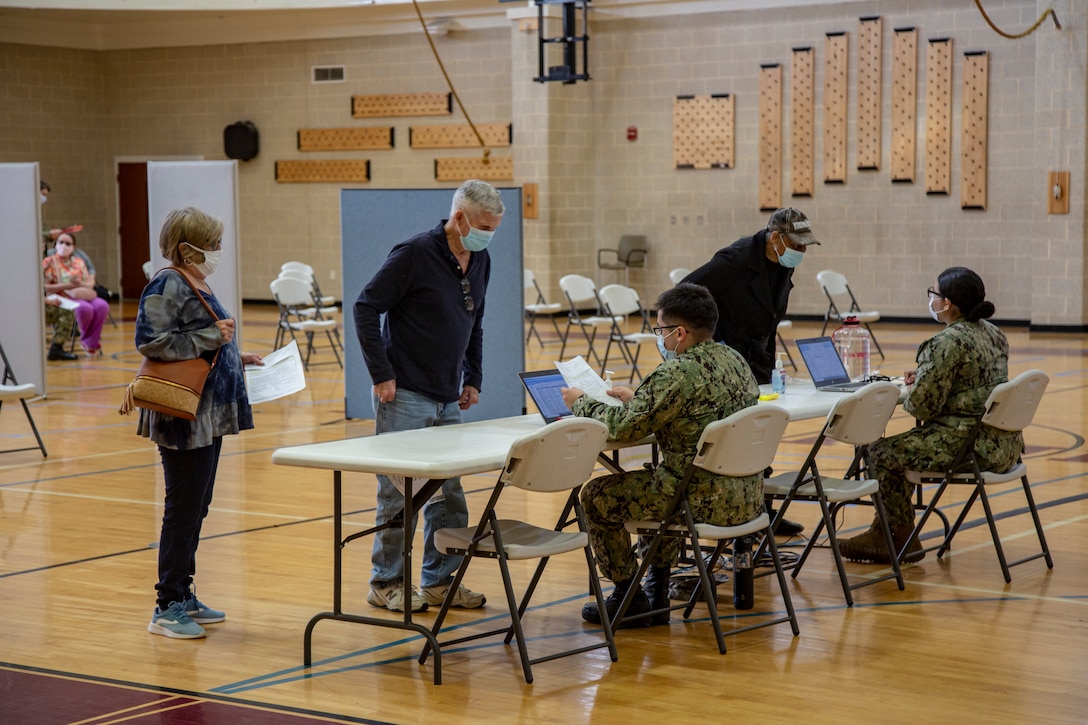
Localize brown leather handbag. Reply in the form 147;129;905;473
119;268;221;422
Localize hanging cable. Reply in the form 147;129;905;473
973;0;1060;39
410;0;491;164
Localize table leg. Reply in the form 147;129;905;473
302;470;446;684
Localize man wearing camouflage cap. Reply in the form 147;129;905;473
682;207;820;537
683;207;820;385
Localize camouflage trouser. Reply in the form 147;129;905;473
868;425;1024;527
44;304;76;346
580;469;763;582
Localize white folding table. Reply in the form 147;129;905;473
271;382;854;683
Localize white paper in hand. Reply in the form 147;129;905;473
554;356;622;406
245;340;306;405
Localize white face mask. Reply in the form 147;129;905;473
40;193;48;205
183;242;222;277
928;296;945;322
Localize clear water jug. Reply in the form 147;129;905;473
832;316;871;382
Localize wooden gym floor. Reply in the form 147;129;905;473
1;302;1086;724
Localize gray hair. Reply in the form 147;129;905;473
450;180;505;218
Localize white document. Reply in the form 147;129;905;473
554;355;622;407
45;294;81;311
245;340;306;405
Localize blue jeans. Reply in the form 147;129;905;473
370;389;469;588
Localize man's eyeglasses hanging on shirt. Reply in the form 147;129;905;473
460;278;474;312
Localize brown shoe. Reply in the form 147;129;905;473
840;522;926;565
895;525;926;564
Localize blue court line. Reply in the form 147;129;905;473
212;590;594;694
212;587;1088;695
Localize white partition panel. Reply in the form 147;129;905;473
0;163;47;394
146;161;243;345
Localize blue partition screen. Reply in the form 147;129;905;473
341;188;524;423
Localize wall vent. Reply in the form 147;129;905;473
312;66;346;83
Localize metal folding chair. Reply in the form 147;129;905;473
420;418;616;683
903;369;1053;582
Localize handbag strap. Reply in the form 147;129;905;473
151;266;223;367
152;266;220;322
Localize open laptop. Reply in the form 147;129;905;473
519;369;573;423
794;336;871;392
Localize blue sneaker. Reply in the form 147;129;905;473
148;601;206;639
182;589;225;624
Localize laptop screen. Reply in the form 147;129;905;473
794;336;852;387
519;370;573;423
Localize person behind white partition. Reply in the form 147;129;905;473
41;232;109;358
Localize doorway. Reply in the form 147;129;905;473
117;162;149;300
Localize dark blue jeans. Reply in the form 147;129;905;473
155;437;222;609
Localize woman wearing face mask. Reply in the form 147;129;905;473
840;266;1021;565
133;207;263;639
42;232;110;357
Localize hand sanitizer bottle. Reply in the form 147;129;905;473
603;370;614;390
772;354;787;394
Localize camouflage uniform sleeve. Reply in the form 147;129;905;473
572;364;682;444
903;333;957;421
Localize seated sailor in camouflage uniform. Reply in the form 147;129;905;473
561;283;761;628
840;267;1023;564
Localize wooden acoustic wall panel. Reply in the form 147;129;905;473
790;48;815;196
297;127;393;151
961;51;989;210
891;27;919;183
672;94;735;170
758;64;783;210
857;17;883;171
434;156;513;182
410;123;512;149
824;32;849;183
275;160;370;183
925;38;953;195
351;92;451;118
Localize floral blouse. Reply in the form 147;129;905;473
42;254;90;294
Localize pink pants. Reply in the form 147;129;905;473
74;297;110;352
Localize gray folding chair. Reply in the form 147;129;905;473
903;369;1053;582
523;269;563;348
616;406;799;653
557;274;622;367
270;276;343;370
420;417;616;684
761;382;905;606
668;267;691;286
597;283;657;382
597;234;648;286
0;340;47;458
817;269;884;359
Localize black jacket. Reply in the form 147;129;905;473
682;229;793;384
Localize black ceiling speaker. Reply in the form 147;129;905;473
224;121;259;161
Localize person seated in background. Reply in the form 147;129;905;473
39;181;106;298
42;232;109;357
839;266;1022;564
561;283;762;628
43;295;78;361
